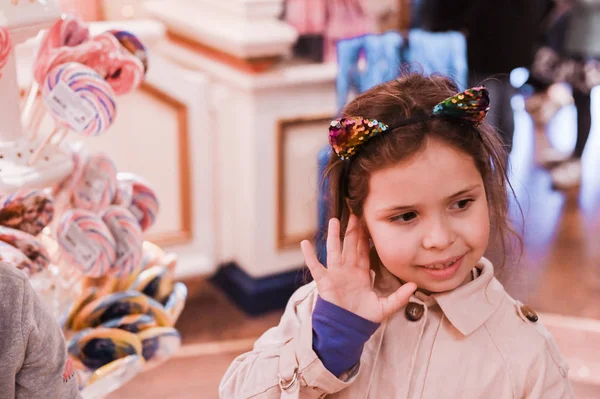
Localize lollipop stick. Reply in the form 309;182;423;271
29;102;47;140
53;129;69;147
21;81;40;129
28;126;64;166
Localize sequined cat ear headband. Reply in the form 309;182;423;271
329;86;491;160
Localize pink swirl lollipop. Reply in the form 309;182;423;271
37;13;89;56
42;62;117;136
0;241;39;277
26;13;90;135
72;153;117;213
57;209;116;277
0;27;12;78
85;32;121;78
0;189;54;236
0;226;50;271
101;206;143;277
106;54;144;96
117;173;159;232
87;33;144;95
34;13;90;85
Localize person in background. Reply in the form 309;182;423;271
0;261;81;398
526;0;600;190
419;0;546;159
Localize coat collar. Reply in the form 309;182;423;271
373;257;505;336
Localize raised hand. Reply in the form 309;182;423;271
301;215;417;323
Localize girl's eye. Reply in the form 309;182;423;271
390;212;417;223
452;199;474;210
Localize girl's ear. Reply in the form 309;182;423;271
345;197;352;212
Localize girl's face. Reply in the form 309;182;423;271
362;137;490;294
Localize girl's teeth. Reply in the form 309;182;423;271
424;258;458;270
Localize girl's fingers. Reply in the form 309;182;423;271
341;214;358;267
301;240;327;283
379;282;417;319
326;218;342;269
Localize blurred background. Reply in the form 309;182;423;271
19;0;600;397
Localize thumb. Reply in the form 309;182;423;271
378;282;417;319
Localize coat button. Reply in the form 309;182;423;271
405;302;424;321
521;305;538;322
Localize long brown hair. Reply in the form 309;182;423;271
324;72;522;267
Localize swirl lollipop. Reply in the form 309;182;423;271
101;206;143;277
0;226;50;271
30;62;117;165
35;13;90;65
0;27;12;78
86;32;144;95
138;327;181;368
117;173;159;232
108;30;148;74
68;327;143;371
25;13;90;130
57;209;116;277
0;189;54;236
72;153;118;213
85;32;122;78
106;54;144;96
43;62;117;136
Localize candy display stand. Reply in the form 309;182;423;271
2;3;188;398
0;0;74;192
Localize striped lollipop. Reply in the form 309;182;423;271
117;173;159;232
34;12;90;84
0;226;51;271
87;32;144;95
42;62;117;136
31;62;118;165
101;206;143;277
0;27;12;78
72;153;118;213
0;189;54;236
86;32;121;78
57;209;116;277
106;54;144;96
108;30;148;74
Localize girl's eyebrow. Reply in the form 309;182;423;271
378;184;483;214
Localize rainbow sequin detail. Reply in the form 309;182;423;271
329;86;491;160
329;117;389;160
432;86;490;126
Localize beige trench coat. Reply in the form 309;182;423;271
220;258;574;398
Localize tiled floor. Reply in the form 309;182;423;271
109;92;600;398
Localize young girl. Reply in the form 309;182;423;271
219;73;574;398
0;261;81;398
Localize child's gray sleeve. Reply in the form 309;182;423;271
16;279;82;399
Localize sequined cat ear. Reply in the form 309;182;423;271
329;117;389;160
432;86;490;126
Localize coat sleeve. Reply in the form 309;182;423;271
219;283;361;399
524;329;575;399
16;278;82;399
